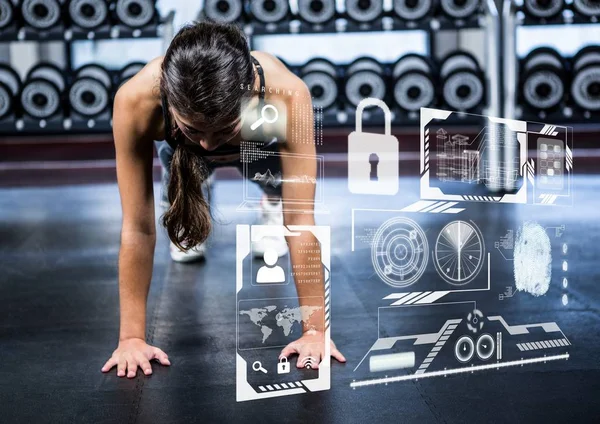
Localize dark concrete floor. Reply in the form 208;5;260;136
0;174;599;423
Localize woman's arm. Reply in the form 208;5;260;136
279;82;321;326
113;85;156;341
278;79;346;367
101;75;170;377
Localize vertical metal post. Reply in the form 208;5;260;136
483;0;500;118
161;10;176;54
427;27;436;60
64;41;73;72
503;0;517;120
479;0;502;192
502;0;518;191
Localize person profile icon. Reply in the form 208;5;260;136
256;248;285;284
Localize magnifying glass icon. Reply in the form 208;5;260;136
250;104;279;131
252;360;267;374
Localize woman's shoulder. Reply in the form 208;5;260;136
252;51;308;96
113;56;165;139
117;56;164;103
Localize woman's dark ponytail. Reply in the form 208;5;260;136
159;21;255;249
161;145;211;251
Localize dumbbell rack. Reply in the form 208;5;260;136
0;10;175;135
248;12;483;36
0;12;172;42
243;0;501;128
246;2;490;35
503;0;600;124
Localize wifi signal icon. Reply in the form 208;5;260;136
300;356;317;369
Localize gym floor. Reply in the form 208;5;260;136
1;172;599;423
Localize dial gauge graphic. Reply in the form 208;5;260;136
371;217;429;288
434;220;485;286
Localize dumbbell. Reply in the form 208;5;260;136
202;0;243;23
20;62;65;119
522;0;565;20
297;0;336;25
68;0;110;30
440;51;485;111
393;0;434;22
69;64;112;118
21;0;64;30
345;0;383;23
572;46;600;71
439;0;480;20
392;54;436;112
300;58;338;110
344;57;386;108
117;61;145;88
0;0;16;31
572;0;600;18
248;0;290;24
114;0;156;28
570;46;600;112
520;47;566;112
0;64;21;120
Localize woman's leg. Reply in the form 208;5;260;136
154;140;175;208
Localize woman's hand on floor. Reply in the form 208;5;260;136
278;330;346;369
101;337;170;378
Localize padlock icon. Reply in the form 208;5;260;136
277;356;290;374
348;98;399;195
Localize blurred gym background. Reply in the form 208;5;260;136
1;0;599;186
1;2;600;422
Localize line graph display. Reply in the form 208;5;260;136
434;220;485;286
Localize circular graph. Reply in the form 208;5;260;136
476;333;495;361
434;220;485;286
371;217;429;288
455;336;475;363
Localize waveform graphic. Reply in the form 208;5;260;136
252;169;282;188
286;175;317;184
252;170;317;187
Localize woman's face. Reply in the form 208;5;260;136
171;109;243;151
